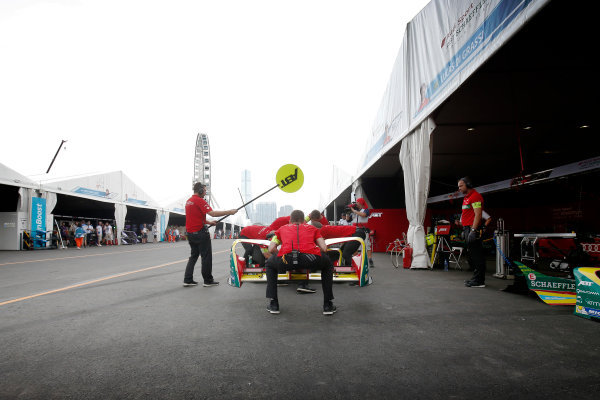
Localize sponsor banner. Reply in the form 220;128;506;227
31;197;46;248
514;261;576;305
362;0;548;173
73;186;115;199
574;267;600;320
124;197;147;206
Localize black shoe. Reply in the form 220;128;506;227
297;283;316;294
323;301;337;315
369;258;375;268
465;281;485;288
183;281;198;287
267;299;280;314
464;279;476;285
203;281;219;287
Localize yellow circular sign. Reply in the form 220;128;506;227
275;164;304;193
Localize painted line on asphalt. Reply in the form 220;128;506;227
0;249;230;307
0;245;187;266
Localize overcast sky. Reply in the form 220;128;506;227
0;0;429;213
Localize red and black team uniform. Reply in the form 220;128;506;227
239;225;272;268
319;225;365;266
184;194;215;284
240;225;271;240
461;189;485;284
317;215;329;226
265;223;334;302
267;216;290;232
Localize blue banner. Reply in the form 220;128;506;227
31;197;46;248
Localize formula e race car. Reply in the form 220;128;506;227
513;261;600;321
228;237;371;287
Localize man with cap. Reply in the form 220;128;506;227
458;176;486;288
183;182;238;287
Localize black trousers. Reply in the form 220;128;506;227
465;227;486;283
184;229;213;283
341;228;367;266
265;252;334;302
240;235;266;268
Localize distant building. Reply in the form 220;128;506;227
278;205;292;218
254;202;277;225
240;170;253;220
193;133;212;205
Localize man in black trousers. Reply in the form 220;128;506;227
265;209;336;315
183;182;237;287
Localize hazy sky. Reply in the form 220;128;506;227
0;0;429;213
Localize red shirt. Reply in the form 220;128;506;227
319;225;356;239
268;216;290;232
272;223;322;256
240;225;270;240
318;215;329;226
185;194;213;232
461;189;483;227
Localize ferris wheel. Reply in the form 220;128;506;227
193;133;214;206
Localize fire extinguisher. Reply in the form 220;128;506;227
403;245;413;269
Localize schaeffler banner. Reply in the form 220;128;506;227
362;0;548;172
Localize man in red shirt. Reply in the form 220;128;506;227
239;224;273;269
458;177;486;288
267;215;290;232
320;225;367;267
265;210;336;315
183;182;238;287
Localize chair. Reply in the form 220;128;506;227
451;246;464;269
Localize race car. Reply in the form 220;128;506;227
228;237;371;287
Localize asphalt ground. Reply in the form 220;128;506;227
1;240;599;399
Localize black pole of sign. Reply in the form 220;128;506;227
46;140;67;173
215;184;278;223
237;188;250;219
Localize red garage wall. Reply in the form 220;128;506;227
367;209;432;253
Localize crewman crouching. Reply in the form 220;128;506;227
265;210;336;315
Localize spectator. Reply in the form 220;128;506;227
338;213;349;225
96;222;103;246
104;222;114;245
141;224;148;244
74;222;85;249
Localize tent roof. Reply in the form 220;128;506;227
0;162;37;188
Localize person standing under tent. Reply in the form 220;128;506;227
152;224;158;243
96;222;103;246
105;222;114;245
458;177;486;288
141;224;148;244
338;213;349;225
183;182;237;287
349;198;374;268
74;222;85;250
